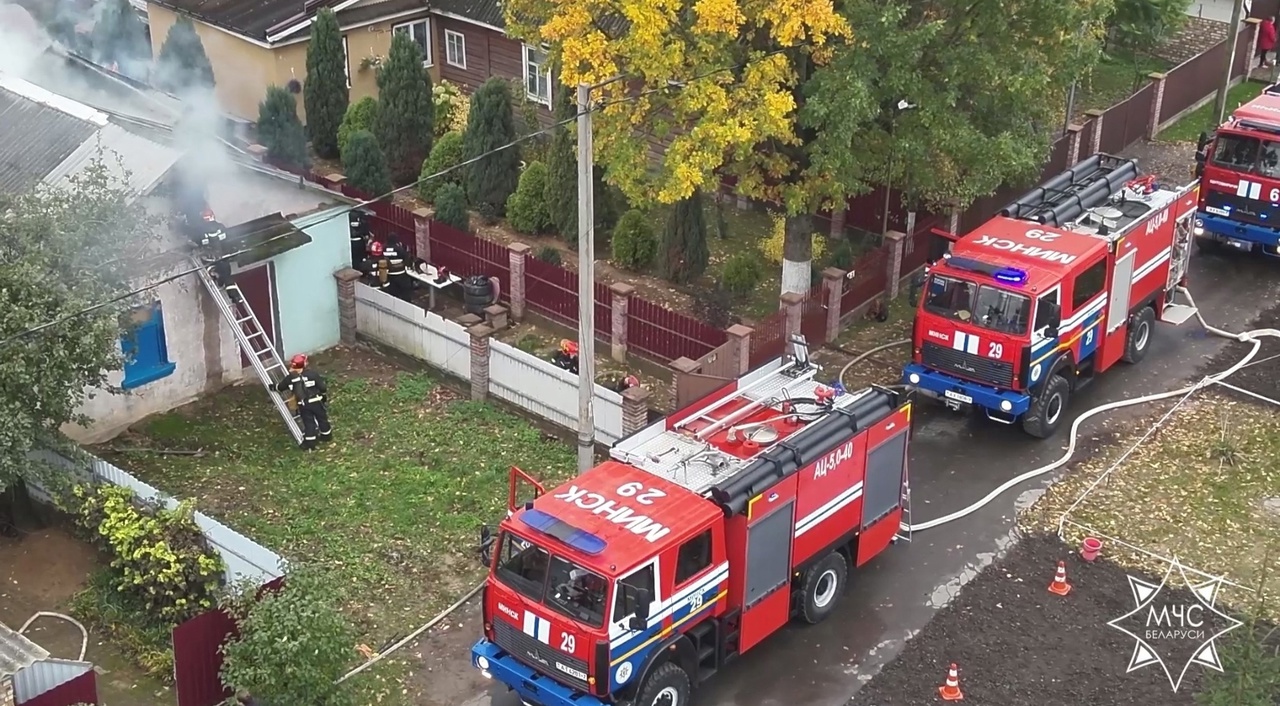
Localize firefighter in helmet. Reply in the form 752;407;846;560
362;240;392;292
382;236;413;302
274;354;332;450
551;340;579;374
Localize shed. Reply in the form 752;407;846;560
0;622;97;706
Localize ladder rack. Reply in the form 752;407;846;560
191;256;304;444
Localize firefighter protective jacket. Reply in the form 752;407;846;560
275;369;327;408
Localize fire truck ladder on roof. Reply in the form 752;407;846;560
999;153;1140;228
191;256;304;445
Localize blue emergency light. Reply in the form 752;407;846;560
520;508;607;555
993;267;1028;285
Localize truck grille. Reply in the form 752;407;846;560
492;619;590;690
1204;189;1280;229
921;342;1015;388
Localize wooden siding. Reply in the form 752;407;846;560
434;16;552;126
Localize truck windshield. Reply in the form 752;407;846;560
493;531;609;628
1212;134;1280;178
923;274;1030;335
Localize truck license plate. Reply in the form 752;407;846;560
944;390;973;405
1229;238;1251;251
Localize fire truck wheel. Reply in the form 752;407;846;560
1021;374;1070;439
800;552;848;624
634;662;691;706
1122;307;1155;364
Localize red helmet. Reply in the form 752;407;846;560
290;354;308;369
368;240;384;256
560;340;579;356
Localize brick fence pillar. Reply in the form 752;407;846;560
822;267;845;342
622;386;652;435
508;242;530;322
884;230;907;300
1066;123;1084;166
412;207;432;262
1084;109;1104;156
334;268;362;344
469;324;493;401
609;282;634;362
1146;73;1168;139
1;677;15;706
726;324;752;375
781;292;803;353
1246;18;1261;80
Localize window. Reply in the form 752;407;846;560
393;19;432;66
491;532;607;627
523;44;551;106
1034;289;1060;335
444;29;466;69
923;275;1031;335
1211;134;1260;172
1071;260;1107;310
120;301;176;389
674;529;712;586
613;563;655;623
341;35;351;88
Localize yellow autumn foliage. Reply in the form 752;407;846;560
760;215;824;264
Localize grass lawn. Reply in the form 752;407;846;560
1024;392;1280;619
1070;51;1175;120
1160;80;1267;144
93;346;577;701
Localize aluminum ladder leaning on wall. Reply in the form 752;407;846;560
190;256;304;444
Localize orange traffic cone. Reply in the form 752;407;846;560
938;663;963;701
1048;560;1072;596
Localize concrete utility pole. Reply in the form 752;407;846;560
1215;0;1248;124
576;83;596;473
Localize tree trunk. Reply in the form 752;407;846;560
829;204;847;240
905;209;917;255
781;213;813;296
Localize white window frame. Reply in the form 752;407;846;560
444;29;466;69
393;18;433;67
522;43;551;107
341;35;351;88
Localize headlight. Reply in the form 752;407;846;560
477;655;490;670
481;669;492;680
1000;400;1013;412
1194;219;1203;228
909;373;921;384
1193;226;1205;236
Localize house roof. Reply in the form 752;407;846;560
0;622;50;679
149;0;431;43
433;0;505;29
0;73;183;199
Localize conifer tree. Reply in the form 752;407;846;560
463;78;520;218
304;9;348;159
374;32;433;185
257;86;309;170
434;183;471;233
90;0;148;72
543;82;577;240
155;16;215;92
341;130;392;196
658;192;709;284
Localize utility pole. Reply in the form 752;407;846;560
576;83;596;473
1215;0;1248;124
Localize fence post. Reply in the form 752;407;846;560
883;231;907;300
621;385;652;435
1146;73;1168;139
508;242;530;322
822;268;845;342
334;268;362;344
1246;18;1261;80
1084;109;1104;155
609;282;634;363
781;292;803;353
412;207;432;262
1066;123;1083;166
727;324;752;375
469;324;493;401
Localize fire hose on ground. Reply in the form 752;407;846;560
338;287;1280;682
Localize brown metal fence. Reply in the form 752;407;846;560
749;310;787;365
629;296;727;361
428;222;512;302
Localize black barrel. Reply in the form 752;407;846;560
462;275;494;314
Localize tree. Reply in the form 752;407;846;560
659;192;709;284
434;183;471;233
90;0;148;73
463;78;521;218
258;86;310;170
342;130;393;196
155;16;214;92
0;156;162;495
304;8;349;160
1108;0;1191;58
220;566;357;706
544;84;577;240
507;161;553;234
337;97;379;156
417;131;466;204
375;31;434;186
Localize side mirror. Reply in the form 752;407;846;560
627;588;652;630
477;525;494;567
1197;131;1211;152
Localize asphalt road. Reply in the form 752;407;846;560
450;248;1279;706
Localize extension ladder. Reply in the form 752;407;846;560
191;256;304;444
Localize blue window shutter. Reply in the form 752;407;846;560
120;303;176;389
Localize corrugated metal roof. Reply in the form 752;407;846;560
44;123;183;198
12;659;94;703
0;84;98;195
0;622;49;680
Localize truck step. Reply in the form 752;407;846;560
696;666;718;685
687;621;716;643
1160;303;1198;326
697;644;716;665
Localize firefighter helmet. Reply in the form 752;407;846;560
560;340;578;356
369;240;384;257
290;354;308;369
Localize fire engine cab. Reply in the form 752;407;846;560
1192;82;1280;255
471;338;913;706
901;153;1200;438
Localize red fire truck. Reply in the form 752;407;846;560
901;153;1200;438
471;339;913;706
1192;83;1280;255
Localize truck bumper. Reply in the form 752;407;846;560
902;363;1032;417
1195;212;1280;253
472;639;607;706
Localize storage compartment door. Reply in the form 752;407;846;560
1106;251;1135;336
856;430;908;567
738;501;794;652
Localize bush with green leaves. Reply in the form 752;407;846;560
434;182;470;233
257;86;309;170
341;130;393;196
659;192;710;284
721;251;765;296
374;31;433;185
536;245;562;265
155;16;214;92
464;78;520;218
337;97;379;156
417;131;466;204
506;161;552;234
220;566;357;706
303;8;349;159
433;80;470;137
610;209;657;270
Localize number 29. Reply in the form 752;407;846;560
987;342;1004;359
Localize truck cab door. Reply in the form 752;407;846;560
1029;288;1061;384
607;559;662;683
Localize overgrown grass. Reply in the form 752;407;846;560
1072;51;1175;119
1161;80;1268;143
69;569;176;682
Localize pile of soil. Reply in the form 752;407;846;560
847;533;1207;706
